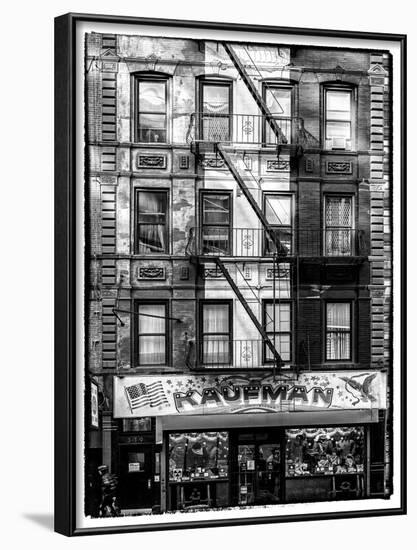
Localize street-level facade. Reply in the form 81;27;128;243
85;33;392;515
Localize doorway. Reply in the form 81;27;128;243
118;444;153;510
233;430;283;506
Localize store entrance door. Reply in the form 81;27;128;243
119;445;153;511
234;431;283;506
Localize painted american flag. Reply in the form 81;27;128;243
125;381;169;411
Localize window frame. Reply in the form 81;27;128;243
262;82;294;145
134;188;169;255
262;299;292;364
323;194;355;257
324;300;353;362
134;74;169;144
198;78;233;142
199;300;233;367
133;300;169;367
323;85;356;151
200;190;233;256
263;192;294;256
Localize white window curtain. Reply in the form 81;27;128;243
137;191;167;253
202;304;229;364
325;196;352;256
326;303;351;360
138;304;166;365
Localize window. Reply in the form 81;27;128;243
285;427;364;477
324;196;353;256
325;302;352;361
135;77;168;143
263;301;291;362
201;193;231;255
135;302;167;366
122;418;152;432
324;88;354;150
264;194;293;255
263;84;292;144
201;301;232;365
135;190;168;254
200;81;232;141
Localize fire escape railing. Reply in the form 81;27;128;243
187;112;304;147
186;227;365;258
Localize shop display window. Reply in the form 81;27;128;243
285;427;364;476
168;432;229;482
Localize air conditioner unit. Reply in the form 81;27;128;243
331;137;347;150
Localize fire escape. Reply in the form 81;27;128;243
186;42;304;377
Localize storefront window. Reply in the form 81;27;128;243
285;427;364;476
168;431;229;482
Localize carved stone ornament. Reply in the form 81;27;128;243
326;161;353;174
137;155;167;169
137;266;166;280
199;156;226;169
266;159;290;171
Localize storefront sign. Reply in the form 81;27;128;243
113;371;387;418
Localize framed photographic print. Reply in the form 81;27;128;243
54;12;406;536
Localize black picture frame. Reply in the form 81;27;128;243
54;12;407;536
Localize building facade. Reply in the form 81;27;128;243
85;33;392;515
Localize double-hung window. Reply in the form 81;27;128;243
325;302;352;361
201;192;231;256
263;301;292;363
264;194;293;256
135;190;168;254
200;81;232;142
263;84;292;145
135;77;168;143
324;195;353;256
324;88;354;150
135;302;168;366
200;301;232;366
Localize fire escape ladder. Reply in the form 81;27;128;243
213;257;283;369
216;144;287;255
221;42;288;144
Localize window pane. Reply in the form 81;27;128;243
266;87;292;116
265;303;291;332
203;304;229;334
326;332;351;360
138;224;166;253
202;227;229;255
327;303;350;330
138;81;166;112
168;432;230;481
203;335;229;364
325;197;352;227
326;91;351;114
138;304;165;334
265;195;292;225
203;195;230;224
202;116;230;141
138;335;165;364
203;85;230;114
285;427;364;477
326;121;351;139
138;191;167;221
266;334;290;362
138;114;166;142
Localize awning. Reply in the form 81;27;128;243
155;409;379;444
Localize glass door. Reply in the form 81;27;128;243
236;432;282;505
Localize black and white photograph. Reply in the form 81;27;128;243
63;15;406;533
1;0;412;546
